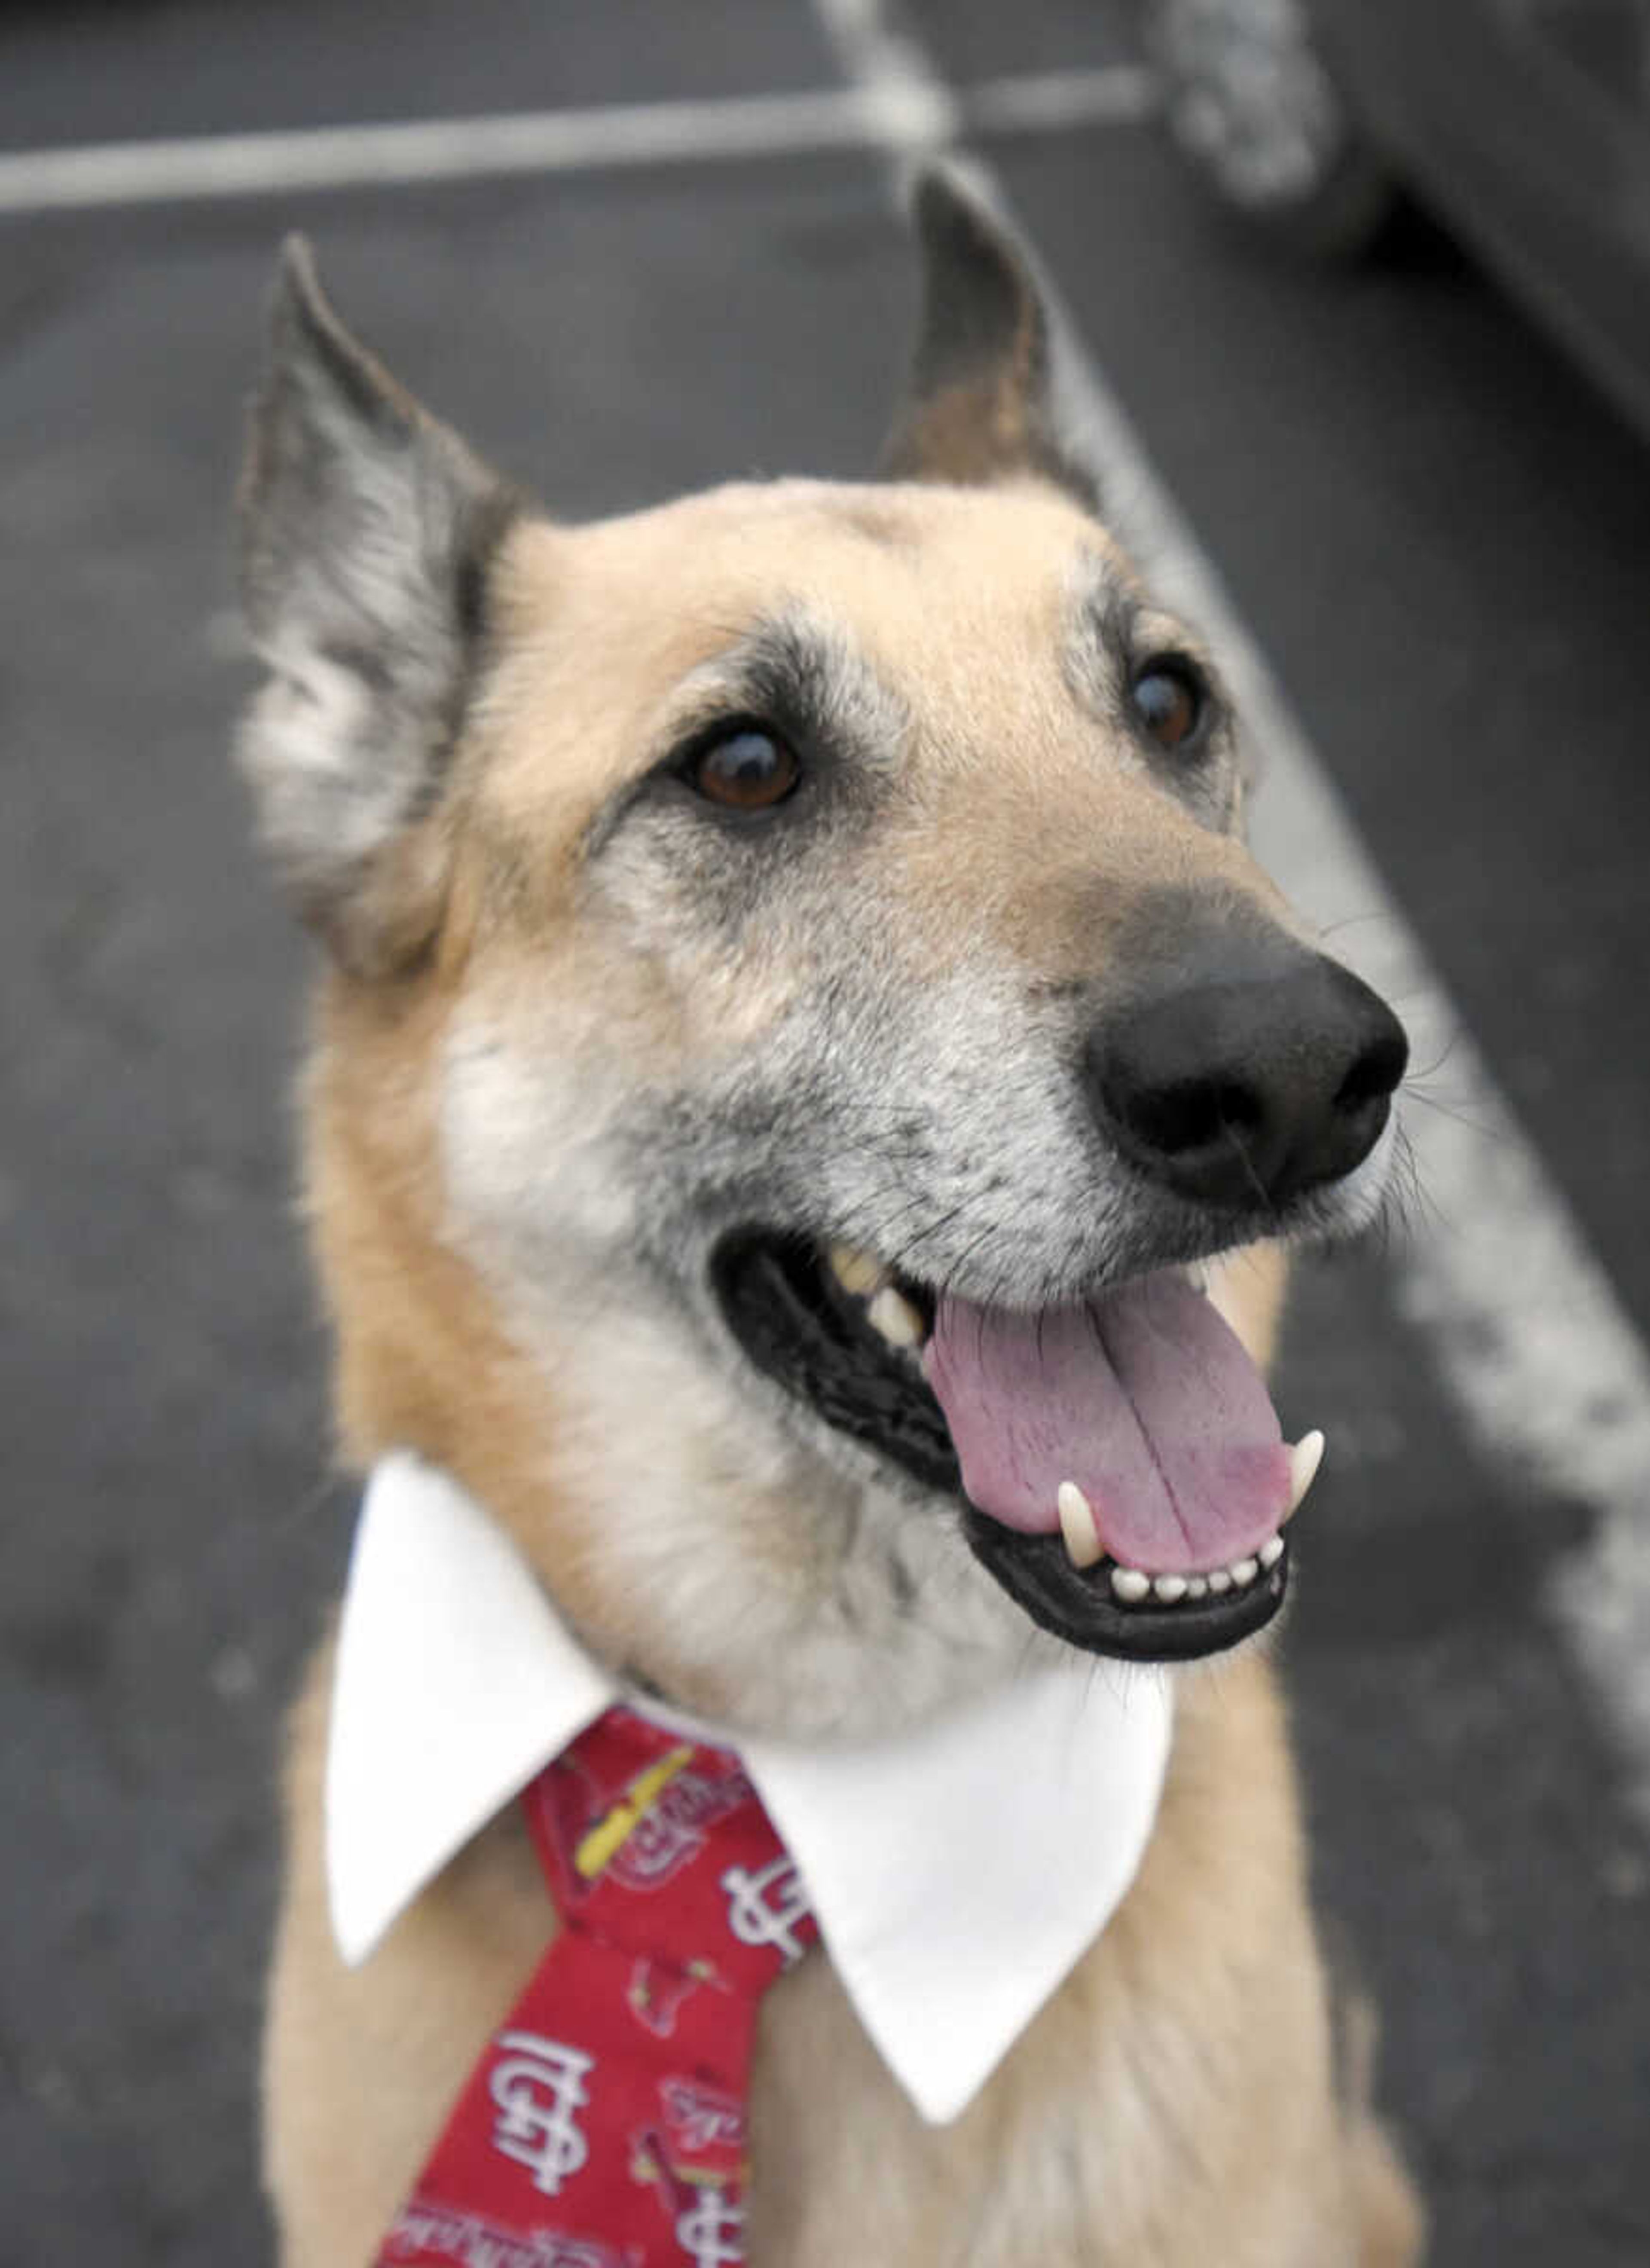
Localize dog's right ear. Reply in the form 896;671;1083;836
880;165;1100;511
236;238;519;978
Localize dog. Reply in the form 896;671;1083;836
239;169;1424;2266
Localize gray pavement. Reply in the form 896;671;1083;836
3;4;1649;2261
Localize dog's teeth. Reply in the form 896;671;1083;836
867;1284;924;1349
1108;1554;1282;1604
1183;1260;1211;1295
829;1242;887;1298
1284;1429;1326;1522
1057;1481;1104;1570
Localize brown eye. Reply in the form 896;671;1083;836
688;725;801;811
1130;660;1204;753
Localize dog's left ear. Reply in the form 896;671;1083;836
880;164;1100;511
237;238;519;978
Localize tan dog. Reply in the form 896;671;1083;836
241;172;1424;2266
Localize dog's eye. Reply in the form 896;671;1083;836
687;725;801;812
1130;659;1205;754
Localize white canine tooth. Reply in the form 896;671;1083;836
1206;1568;1231;1594
1259;1534;1284;1569
1185;1575;1208;1599
1228;1556;1259;1587
829;1242;887;1298
1111;1566;1151;1604
1284;1429;1326;1522
1057;1481;1103;1571
1183;1260;1211;1295
1153;1574;1188;1604
866;1284;924;1349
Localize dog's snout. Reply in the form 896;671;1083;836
1086;940;1409;1210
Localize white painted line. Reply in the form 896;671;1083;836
967;65;1155;136
815;0;966;134
815;0;1650;1812
0;68;1150;217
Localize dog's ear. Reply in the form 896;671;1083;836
880;165;1099;512
236;238;519;977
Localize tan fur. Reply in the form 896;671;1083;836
251;254;1421;2264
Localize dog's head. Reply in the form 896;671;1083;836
238;174;1406;1736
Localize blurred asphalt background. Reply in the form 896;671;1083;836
4;1;1650;2259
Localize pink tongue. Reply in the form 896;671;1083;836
922;1272;1289;1574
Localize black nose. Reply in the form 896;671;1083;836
1086;935;1409;1210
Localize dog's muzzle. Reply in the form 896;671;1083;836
710;918;1406;1666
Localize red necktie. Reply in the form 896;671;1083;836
374;1708;819;2268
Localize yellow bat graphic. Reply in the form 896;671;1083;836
574;1744;696;1878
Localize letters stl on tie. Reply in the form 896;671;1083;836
374;1708;819;2268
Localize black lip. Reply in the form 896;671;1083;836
710;1227;1289;1664
962;1512;1288;1661
711;1230;957;1491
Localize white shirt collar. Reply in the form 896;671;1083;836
327;1453;1173;2127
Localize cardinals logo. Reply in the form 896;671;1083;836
385;2200;640;2268
486;2033;595;2197
719;1856;811;1969
629;2082;748;2267
535;1726;755;1902
656;2078;744;2159
626;1956;718;2039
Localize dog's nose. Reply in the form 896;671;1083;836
1085;936;1409;1210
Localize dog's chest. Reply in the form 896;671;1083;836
745;1921;1352;2268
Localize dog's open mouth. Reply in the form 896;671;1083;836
711;1230;1324;1663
